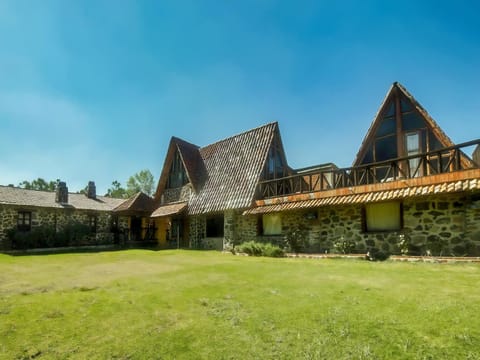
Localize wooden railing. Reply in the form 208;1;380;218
259;139;480;199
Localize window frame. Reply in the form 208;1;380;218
17;211;32;232
363;201;403;233
261;213;283;236
89;214;98;233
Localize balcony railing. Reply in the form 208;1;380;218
259;139;480;199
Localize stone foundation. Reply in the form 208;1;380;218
234;192;480;256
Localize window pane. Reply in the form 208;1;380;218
406;133;420;154
402;112;425;131
366;202;401;232
263;214;282;235
400;97;412;112
375;135;397;161
361;146;374;164
428;131;443;151
376;117;396;138
385;101;395;117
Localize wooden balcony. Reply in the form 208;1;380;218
259;139;480;199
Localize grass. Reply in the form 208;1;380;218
0;250;480;359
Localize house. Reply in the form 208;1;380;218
0;181;129;249
1;82;479;255
149;123;290;250
151;82;480;255
245;83;480;255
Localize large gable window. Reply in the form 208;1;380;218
17;211;32;232
167;151;188;189
264;135;287;180
262;213;282;236
364;202;402;232
357;91;444;168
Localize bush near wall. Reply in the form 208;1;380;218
5;221;111;250
237;241;285;258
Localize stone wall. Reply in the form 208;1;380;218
0;205;127;249
235;192;480;256
188;215;206;249
162;185;192;204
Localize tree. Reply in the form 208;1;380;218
19;178;58;191
104;170;156;198
126;169;155;197
105;180;127;198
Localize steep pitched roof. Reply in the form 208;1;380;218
153;122;281;215
0;186;124;211
155;137;205;197
188;122;279;214
113;192;155;214
353;82;473;167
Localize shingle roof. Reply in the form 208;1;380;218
244;178;480;214
113;192;155;213
187;122;278;214
151;202;187;218
0;186;125;211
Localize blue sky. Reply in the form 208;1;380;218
1;1;479;194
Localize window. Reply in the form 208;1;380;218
167;151;188;188
206;215;224;237
89;215;98;233
405;132;421;176
263;136;287;180
262;213;282;235
365;202;402;232
17;211;32;232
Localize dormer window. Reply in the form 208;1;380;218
167;151;188;189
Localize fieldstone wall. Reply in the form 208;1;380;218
162;185;192;204
236;192;480;256
188;215;206;249
466;198;480;244
0;205;127;249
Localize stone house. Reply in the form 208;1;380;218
150;82;480;255
1;82;479;254
0;181;129;249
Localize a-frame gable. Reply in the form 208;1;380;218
261;125;290;180
154;137;203;202
353;82;473;168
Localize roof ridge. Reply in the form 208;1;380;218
171;136;200;149
200;121;278;151
0;185;55;194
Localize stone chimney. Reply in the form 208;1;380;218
55;181;68;203
87;181;96;199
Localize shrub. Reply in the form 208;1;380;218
333;236;356;254
6;221;94;250
262;243;285;258
284;224;308;253
237;241;285;258
397;234;409;256
365;248;390;261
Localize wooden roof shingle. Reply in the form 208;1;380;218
189;122;278;214
113;192;156;214
0;186;125;211
154;122;280;215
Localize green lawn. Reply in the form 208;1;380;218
1;250;479;359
